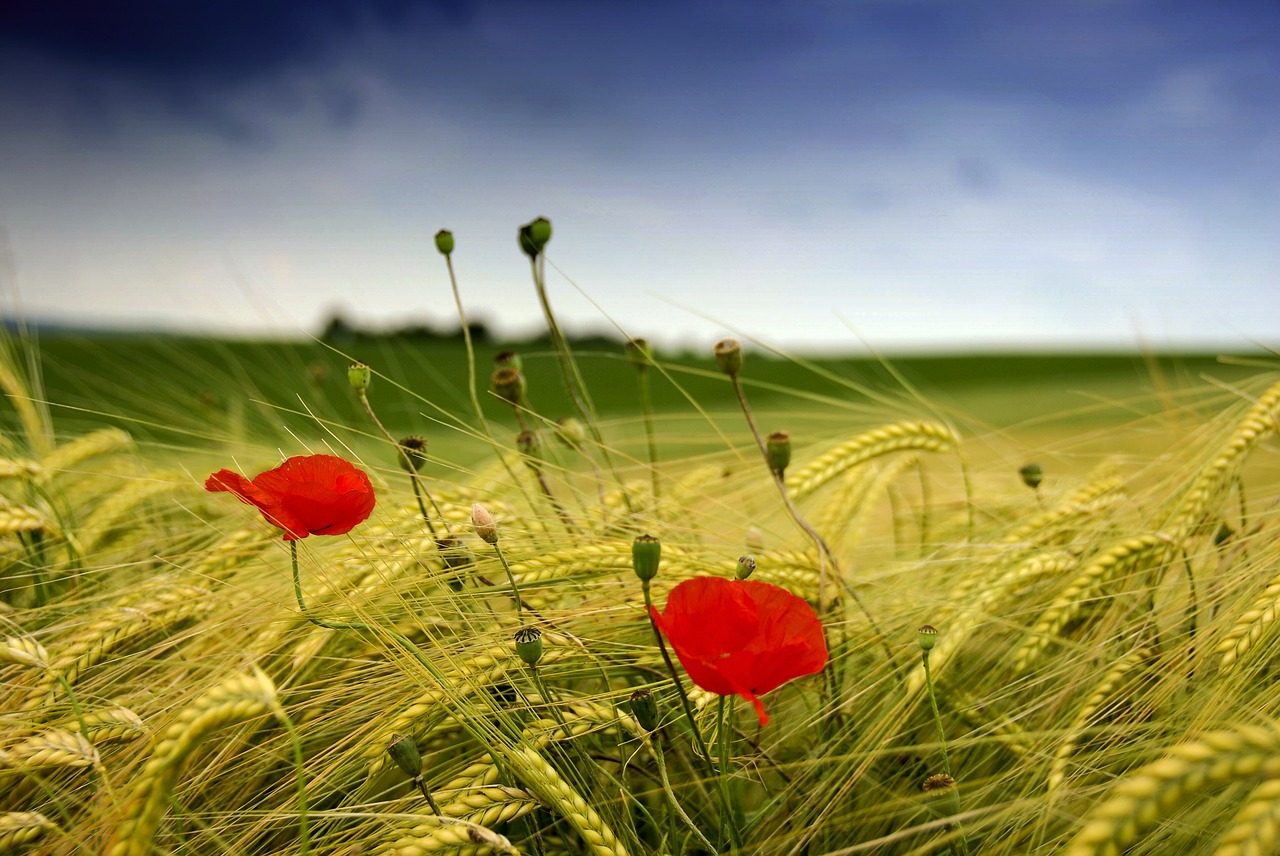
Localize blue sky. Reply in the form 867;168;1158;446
1;0;1276;352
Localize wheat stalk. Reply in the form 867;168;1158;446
1047;643;1153;794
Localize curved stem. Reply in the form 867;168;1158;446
728;373;888;651
651;735;715;853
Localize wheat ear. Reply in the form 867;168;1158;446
56;706;148;746
505;745;630;856
22;586;211;712
104;668;277;856
39;427;133;478
0;501;48;536
378;819;519;856
998;474;1125;550
1212;776;1280;856
1010;534;1171;674
1065;725;1280;856
78;472;187;553
0;812;57;851
1216;563;1280;674
785;420;957;501
1167;379;1280;536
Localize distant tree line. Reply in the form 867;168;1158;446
318;310;625;350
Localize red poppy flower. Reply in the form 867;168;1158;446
205;454;375;540
650;576;828;725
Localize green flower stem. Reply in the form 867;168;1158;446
642;580;741;852
922;647;970;856
290;542;521;789
442;251;488;439
636;364;660;506
726;371;889;654
529;256;634;514
415;775;443;816
650;735;715;853
267;694;310;856
492;542;524;619
356;387;452;537
717;695;745;849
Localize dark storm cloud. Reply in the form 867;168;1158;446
0;0;470;82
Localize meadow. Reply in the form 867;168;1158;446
2;230;1279;856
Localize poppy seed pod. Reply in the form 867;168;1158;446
922;772;956;793
491;367;526;406
397;436;428;473
628;688;659;732
514;626;543;666
436;537;471;571
736;554;756;580
386;733;422;779
434;229;454;256
494;350;522;371
1019;462;1043;490
516;430;541;461
555;417;587;450
626;338;652;370
347;362;372;392
527;217;552;250
917;624;939;651
766;431;792;478
471;503;498;545
713;339;743;375
632;534;661;582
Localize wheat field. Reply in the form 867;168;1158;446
2;316;1279;856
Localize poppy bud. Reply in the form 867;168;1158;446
632;534;661;582
766;431;791;478
514;626;543;666
398;436;428;473
386;733;422;779
1019;462;1043;490
348;362;372;392
434;229;454;256
917;624;939;652
472;503;498;545
628;688;659;732
494;350;522;371
626;338;652;370
491;367;526;406
713;338;743;376
736;555;756;580
555;417;587;450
